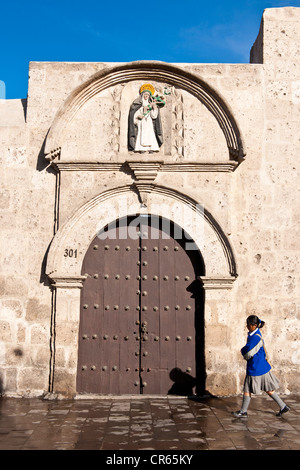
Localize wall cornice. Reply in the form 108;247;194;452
51;160;238;173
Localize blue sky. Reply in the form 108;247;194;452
1;0;300;99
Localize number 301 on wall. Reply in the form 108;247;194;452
64;249;78;258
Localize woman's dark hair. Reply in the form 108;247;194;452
247;315;265;329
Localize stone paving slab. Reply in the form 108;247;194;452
0;394;299;451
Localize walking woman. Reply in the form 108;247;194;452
232;315;290;418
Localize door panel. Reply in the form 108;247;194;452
77;216;205;395
77;223;141;394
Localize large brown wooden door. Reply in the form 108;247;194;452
76;215;205;395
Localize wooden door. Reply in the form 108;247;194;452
76;216;205;395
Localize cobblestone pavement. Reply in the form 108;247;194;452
0;394;299;451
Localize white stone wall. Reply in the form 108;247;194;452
0;7;299;397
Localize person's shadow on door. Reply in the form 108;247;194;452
168;367;196;396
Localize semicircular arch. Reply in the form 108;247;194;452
46;184;238;283
44;61;246;162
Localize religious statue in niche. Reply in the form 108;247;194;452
128;83;169;152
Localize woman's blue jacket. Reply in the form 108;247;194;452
241;328;271;376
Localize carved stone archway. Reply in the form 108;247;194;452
45;185;237;397
44;61;246;164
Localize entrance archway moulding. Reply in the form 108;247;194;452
46;184;238;288
45;185;237;396
44;61;246;163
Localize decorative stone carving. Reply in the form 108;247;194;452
44;63;246;163
128;83;167;153
127;161;163;206
47;147;61;161
171;86;184;158
108;84;125;155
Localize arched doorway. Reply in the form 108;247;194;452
76;214;205;396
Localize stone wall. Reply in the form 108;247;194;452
0;7;299;397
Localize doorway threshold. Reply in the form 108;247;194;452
74;394;175;400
